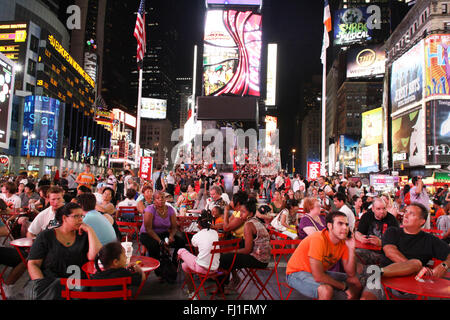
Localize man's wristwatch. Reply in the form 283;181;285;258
441;262;448;271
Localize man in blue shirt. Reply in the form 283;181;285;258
76;193;118;245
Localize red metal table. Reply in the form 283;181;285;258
382;273;450;300
82;255;160;299
10;237;34;267
355;240;382;251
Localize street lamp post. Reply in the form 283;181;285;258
291;148;296;175
23;130;36;171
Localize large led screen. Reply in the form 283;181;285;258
392;108;425;167
361;107;383;147
424;34;450;98
390;40;424;113
359;144;379;174
333;6;373;46
347;44;385;79
141;98;167;119
21;96;61;158
203;9;262;97
426;100;450;164
0;52;14;149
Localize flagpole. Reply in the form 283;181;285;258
321;28;327;177
135;68;143;168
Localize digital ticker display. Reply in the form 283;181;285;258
37;32;95;113
203;9;262;97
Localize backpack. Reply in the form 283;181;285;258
155;171;163;191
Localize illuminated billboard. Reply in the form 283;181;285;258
390;40;424;113
266;43;277;106
203;9;262;97
359;144;379;173
141;98;167;119
346;44;385;79
21;96;62;158
424;34;450;98
361;107;383;147
333;7;373;46
392;108;425;167
0;52;15;149
207;0;262;5
426;100;450;164
338;135;359;173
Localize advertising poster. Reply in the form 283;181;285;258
361;107;383;147
424;34;450;98
392;108;425;167
333;6;373;46
390;40;424;113
141;98;167;119
0;52;14;149
359;144;379;173
21;96;61;158
346;44;385;79
139;156;153;181
338;135;359;173
426;100;450;164
369;174;399;191
307;162;321;181
203;9;262;97
0;22;28;62
207;0;262;5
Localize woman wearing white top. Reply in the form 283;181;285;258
177;211;219;299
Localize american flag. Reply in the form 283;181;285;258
134;0;146;69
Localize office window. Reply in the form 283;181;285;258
30;35;39;53
445;22;450;30
443;4;448;14
27;59;36;76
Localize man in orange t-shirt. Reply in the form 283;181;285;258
75;164;96;190
286;211;362;300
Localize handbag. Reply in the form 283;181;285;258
270;210;287;232
158;246;178;283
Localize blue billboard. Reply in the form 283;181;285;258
21;96;61;158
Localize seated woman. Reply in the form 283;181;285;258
298;197;326;240
270;199;300;239
95;187;116;224
176;184;197;216
26;202;102;300
90;241;146;296
223;191;248;241
269;190;285;215
177;211;219;299
139;191;185;270
136;185;153;215
219;198;271;292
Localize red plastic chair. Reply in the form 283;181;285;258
176;216;199;254
187;238;241;300
422;229;444;239
0;266;9;300
60;277;132;300
116;220;145;255
270;239;302;300
117;206;139;221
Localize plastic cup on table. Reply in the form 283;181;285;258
121;241;133;265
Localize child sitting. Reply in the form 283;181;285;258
90;242;146;296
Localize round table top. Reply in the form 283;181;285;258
10;237;34;248
382;274;450;299
83;255;160;275
355;240;382;251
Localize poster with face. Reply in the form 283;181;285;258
426;100;450;164
392;108;425;167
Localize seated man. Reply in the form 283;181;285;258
286;211;362;300
76;193;119;245
361;202;450;300
354;198;399;265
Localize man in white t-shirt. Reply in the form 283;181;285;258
27;187;65;238
333;192;356;233
105;168;117;192
275;172;285;191
292;174;305;193
0;182;21;210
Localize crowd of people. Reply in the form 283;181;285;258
0;161;449;300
